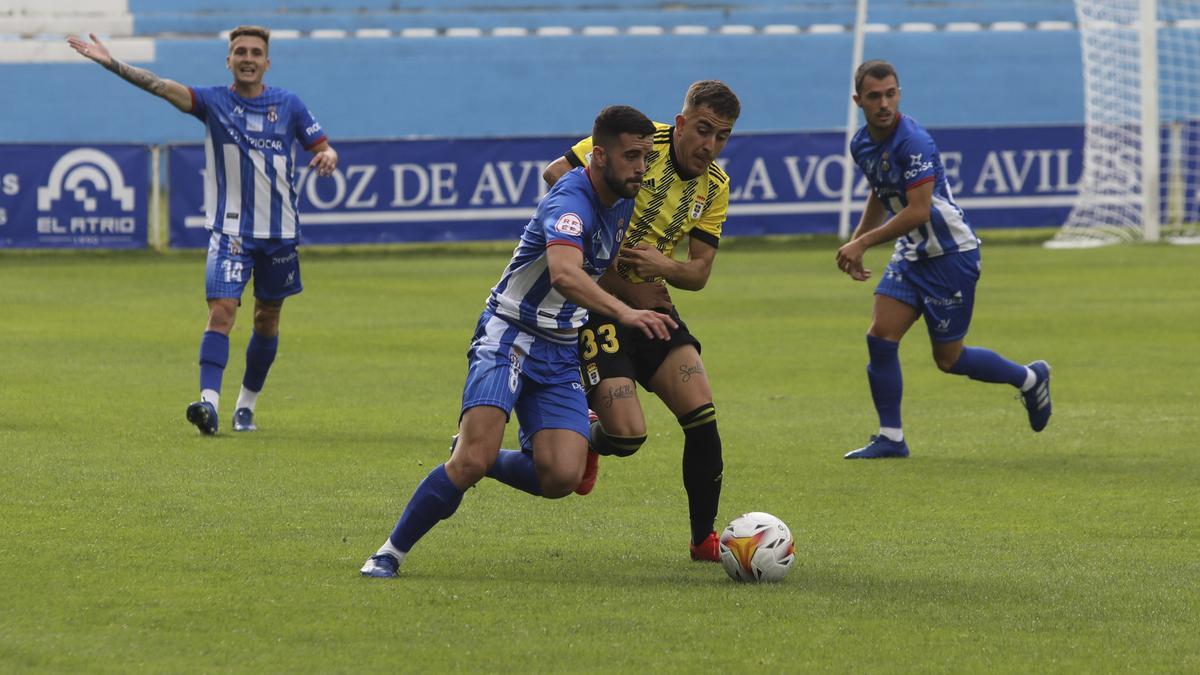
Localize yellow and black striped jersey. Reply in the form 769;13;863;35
566;121;730;283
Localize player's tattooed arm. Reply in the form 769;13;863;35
68;32;192;112
105;59;166;95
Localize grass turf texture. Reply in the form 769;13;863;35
1;238;1196;672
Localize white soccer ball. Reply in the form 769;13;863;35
718;512;796;582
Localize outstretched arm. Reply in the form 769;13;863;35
67;33;192;112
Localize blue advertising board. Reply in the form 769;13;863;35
167;125;1085;247
0;144;150;249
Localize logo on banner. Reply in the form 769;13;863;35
37;149;135;212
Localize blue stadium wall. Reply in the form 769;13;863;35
6;30;1082;143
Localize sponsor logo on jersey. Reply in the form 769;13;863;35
554;212;584;236
904;152;935;180
247;113;264;132
641;178;655;190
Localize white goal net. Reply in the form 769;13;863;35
1049;0;1200;247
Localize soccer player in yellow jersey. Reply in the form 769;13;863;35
542;80;740;562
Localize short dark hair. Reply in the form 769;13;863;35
229;25;270;52
855;60;899;93
592;105;655;148
682;80;741;120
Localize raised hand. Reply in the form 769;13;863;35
67;33;113;68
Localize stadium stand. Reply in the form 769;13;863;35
2;1;1083;142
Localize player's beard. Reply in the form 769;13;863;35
603;164;641;199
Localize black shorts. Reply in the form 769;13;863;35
579;306;701;395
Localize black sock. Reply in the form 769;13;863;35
589;420;646;457
679;404;722;546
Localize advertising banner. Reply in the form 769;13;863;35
167;125;1085;247
0;144;150;249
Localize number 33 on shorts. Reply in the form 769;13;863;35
579;323;620;360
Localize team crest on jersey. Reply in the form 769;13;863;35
881;151;890;172
267;106;278;123
555;212;584;236
689;194;706;220
586;363;600;386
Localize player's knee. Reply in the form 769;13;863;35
933;344;964;373
539;468;581;499
206;302;237;333
446;452;489;486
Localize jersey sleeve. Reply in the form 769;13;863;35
539;179;593;252
187;86;209;122
897;130;938;191
691;178;728;248
565;137;594;168
290;94;328;150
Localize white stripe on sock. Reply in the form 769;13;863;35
1020;367;1037;391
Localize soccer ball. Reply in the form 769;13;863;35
718;512;796;582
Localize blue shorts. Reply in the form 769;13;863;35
461;310;589;451
875;248;981;342
204;232;303;302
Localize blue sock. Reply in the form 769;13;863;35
198;331;229;394
388;464;465;553
866;335;903;430
242;332;278;392
486;449;543;496
948;346;1028;387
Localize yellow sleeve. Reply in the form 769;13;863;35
568;137;595;167
693;182;729;244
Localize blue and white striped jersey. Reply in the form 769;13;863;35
851;114;979;261
188;85;327;240
486;167;633;343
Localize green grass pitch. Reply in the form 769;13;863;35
1;238;1197;672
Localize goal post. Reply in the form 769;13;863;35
1048;0;1200;248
